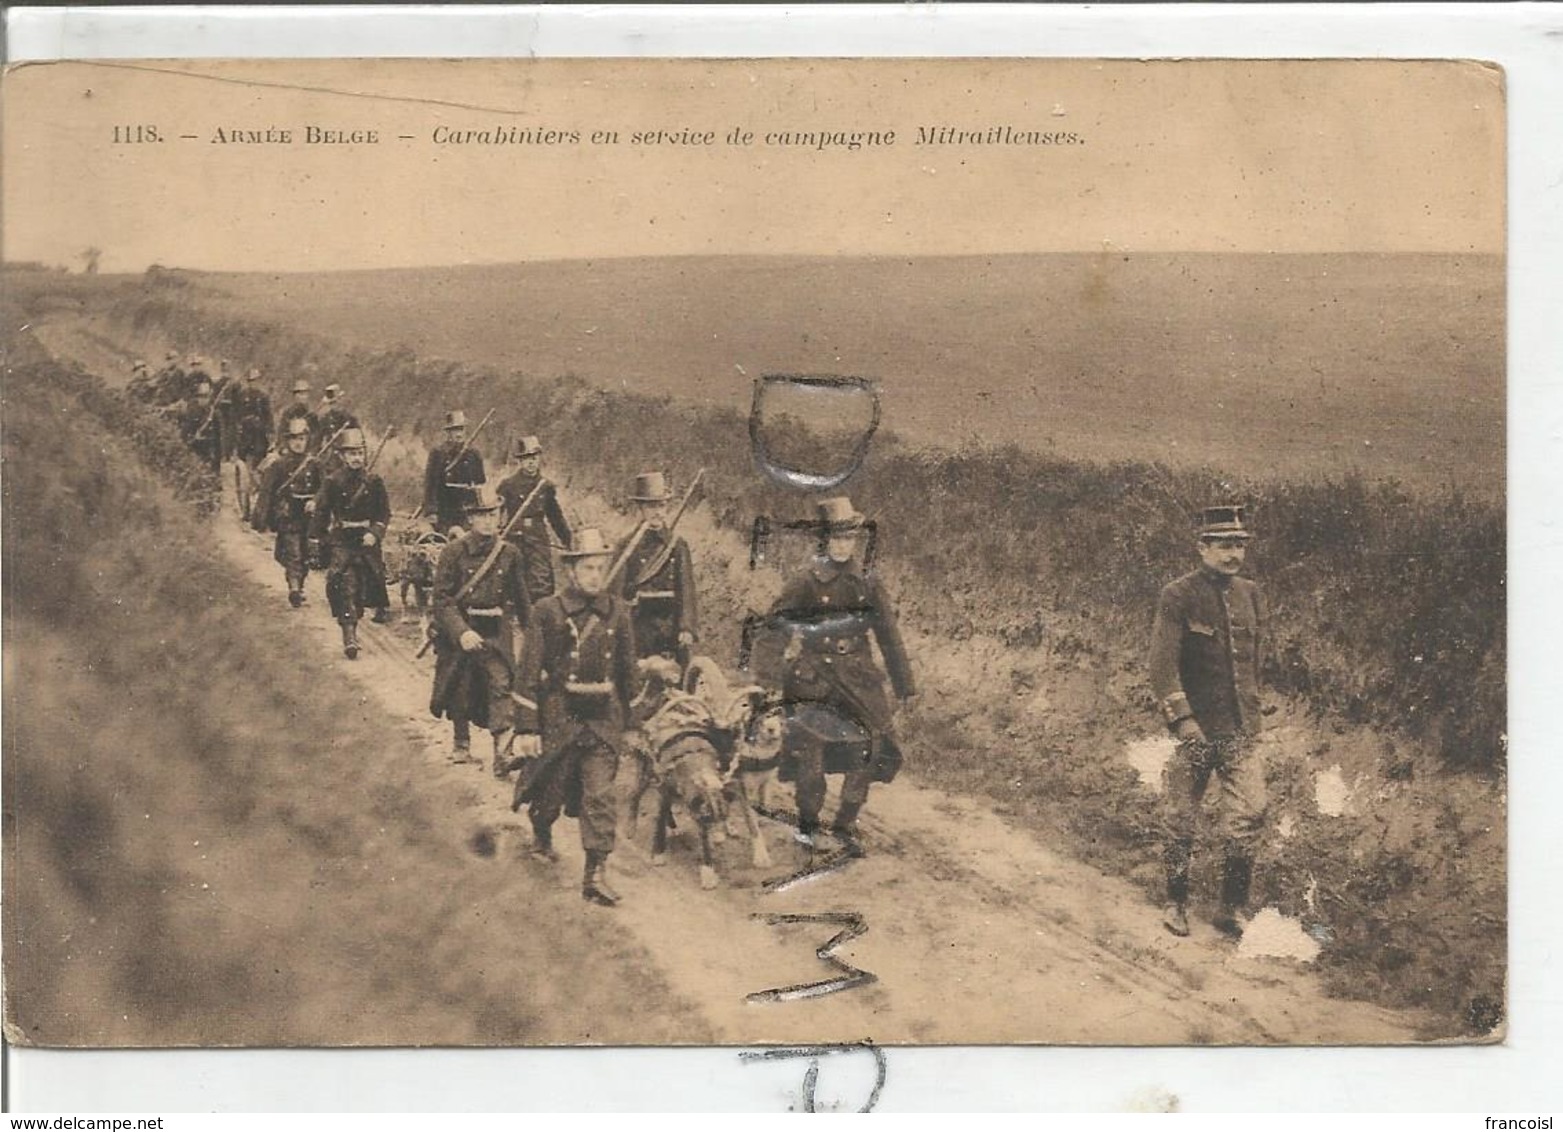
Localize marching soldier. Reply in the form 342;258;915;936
429;484;530;771
423;410;487;536
1148;504;1270;940
618;471;698;665
250;416;321;607
512;529;638;906
153;349;186;404
127;360;154;402
309;427;392;660
316;383;360;473
179;379;223;473
770;496;916;855
278;379;318;445
235;367;274;472
210;360;241;462
496;435;571;603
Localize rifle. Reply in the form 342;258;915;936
345;426;396;508
413;475;548;660
445;407;496;477
278;420;353;493
606;467;706;588
192;382;236;439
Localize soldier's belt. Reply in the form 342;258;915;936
806;636;867;655
338;520;373;529
632;591;677;603
463;606;505;618
289;492;317;501
564;681;614;696
444;482;480;490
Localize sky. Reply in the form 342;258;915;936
2;57;1505;273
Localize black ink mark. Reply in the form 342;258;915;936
739;1043;887;1112
746;912;877;1003
749;374;881;491
747;514;878;570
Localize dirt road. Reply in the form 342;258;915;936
26;313;1429;1045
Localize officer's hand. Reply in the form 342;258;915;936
448;524;466;540
513;733;541;760
362;532;377;548
459;629;484;652
678;630;695;648
782;635;802;663
1173;718;1207;745
622;730;641;750
304;500;316;514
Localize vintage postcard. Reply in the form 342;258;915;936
1;56;1505;1050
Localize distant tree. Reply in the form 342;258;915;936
79;246;102;274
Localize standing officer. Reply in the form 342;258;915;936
278;379;318;444
512;529;638;906
1148;504;1269;940
310;427;392;659
316;383;360;474
423;410;487;536
496;435;571;603
179;379;223;474
769;496;916;855
618;471;698;665
251;416;321;607
429;484;531;772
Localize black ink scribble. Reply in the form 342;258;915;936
739;1043;887;1112
748;374;881;491
747;514;878;570
746;911;877;1003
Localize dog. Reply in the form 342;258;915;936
394;529;446;631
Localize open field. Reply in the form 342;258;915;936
188;252;1504;491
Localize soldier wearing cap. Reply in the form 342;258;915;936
251;416;322;607
769;495;916;854
618;471;698;665
278;380;318;447
316;383;360;474
1148;504;1270;940
310;427;392;659
127;359;154;402
178;379;223;473
495;435;572;603
512;528;638;906
152;349;186;404
234;366;274;472
429;483;531;771
423;410;488;536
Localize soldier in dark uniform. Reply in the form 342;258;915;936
251;416;321;607
316;383;360;474
152;350;186;405
495;434;571;603
210;360;239;462
618;471;698;665
422;410;487;536
1148;504;1270;940
770;495;916;854
127;360;154;402
179;380;223;473
278;380;318;446
512;529;638;906
429;483;530;772
310;427;392;659
235;367;273;469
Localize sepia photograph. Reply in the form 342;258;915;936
1;56;1505;1050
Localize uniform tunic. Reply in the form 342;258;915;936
310;466;391;620
1147;566;1270;860
496;470;571;601
619;527;698;661
429;531;530;733
771;559;916;811
423;441;487;534
179;398;223;472
235;386;274;465
514;588;637;852
251;450;322;588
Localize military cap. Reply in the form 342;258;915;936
324;383;343;399
1198;504;1252;541
247;367;262;380
443;409;467;430
165;349;179;361
291;379;311;394
131;360;148;372
511;435;543;459
284;417;311;438
337;427;367;451
630;471;672;502
816;495;865;531
563;528;614;559
466;483;503;513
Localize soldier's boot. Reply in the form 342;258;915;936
340;618;360;660
451;719;477;765
830;800;867;858
1213;854;1253;940
285;571;305;607
490;729;514;779
1163;840;1192;937
530;819;560;863
371;607;392;625
582;850;621;907
792;813;821;850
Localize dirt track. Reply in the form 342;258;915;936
24;312;1431;1045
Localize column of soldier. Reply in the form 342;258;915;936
131;354;916;908
131;352;1266;940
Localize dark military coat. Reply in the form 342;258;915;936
235;386;273;463
251;450;322;534
496;470;571;601
423;441;487;530
771;559;916;735
429;532;530;728
619;527;698;660
515;588;637;753
179;397;223;469
310;466;390;549
1148;567;1266;740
